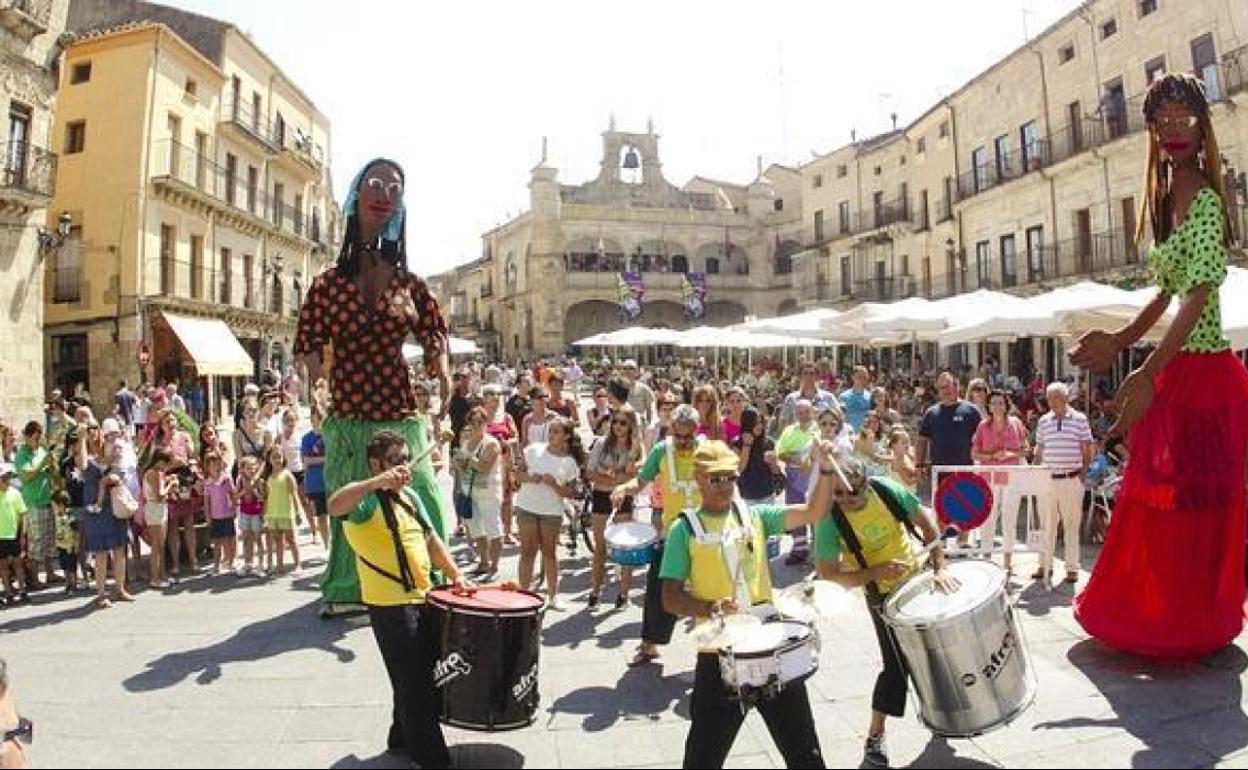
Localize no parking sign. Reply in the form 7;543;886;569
935;472;994;532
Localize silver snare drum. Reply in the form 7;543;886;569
718;620;820;701
882;561;1035;737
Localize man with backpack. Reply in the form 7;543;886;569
814;456;959;769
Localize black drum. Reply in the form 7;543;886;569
427;586;546;731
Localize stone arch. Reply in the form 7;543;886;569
702;300;748;326
632;238;688;274
777;298;799;316
694;241;748;275
564;235;626;272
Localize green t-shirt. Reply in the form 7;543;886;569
660;504;788;581
814;477;921;594
776;422;816;458
1149;187;1229;353
0;487;28;540
14;445;52;508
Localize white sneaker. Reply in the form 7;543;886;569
547;597;565;612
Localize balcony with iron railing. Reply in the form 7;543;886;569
1;139;55;202
151;140;317;246
847;274;916;302
219;98;278;151
563;269;753;291
0;0;50;39
273;125;325;176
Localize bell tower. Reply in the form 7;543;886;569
599;116;664;188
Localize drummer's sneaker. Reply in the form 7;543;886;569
863;734;889;768
586;592;600;611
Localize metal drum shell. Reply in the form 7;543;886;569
883;562;1036;738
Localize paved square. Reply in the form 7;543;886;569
5;477;1248;768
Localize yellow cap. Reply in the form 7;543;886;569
694;440;739;475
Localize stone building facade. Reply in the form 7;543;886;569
0;0;68;425
43;0;337;421
434;124;810;360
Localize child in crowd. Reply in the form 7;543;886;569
300;407;330;548
262;446;303;575
236;456;265;576
202;453;238;575
0;465;25;605
51;491;79;594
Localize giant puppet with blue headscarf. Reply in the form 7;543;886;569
295;159;452;615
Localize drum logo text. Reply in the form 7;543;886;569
512;663;538;702
434;652;473;688
980;631;1016;681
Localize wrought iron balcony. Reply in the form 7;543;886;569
1;139;55;200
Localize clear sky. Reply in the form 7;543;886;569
158;0;1084;275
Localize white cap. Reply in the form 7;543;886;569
101;418;122;435
622;359;638;369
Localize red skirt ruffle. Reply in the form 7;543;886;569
1073;351;1248;658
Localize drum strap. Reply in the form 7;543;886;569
374;491;425;593
831;481;923;603
827;503;882;604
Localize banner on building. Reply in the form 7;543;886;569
682;272;708;319
617;272;645;321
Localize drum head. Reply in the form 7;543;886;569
727;620;811;655
605;521;657;547
430;586;546;614
693;612;762;648
883;561;1005;626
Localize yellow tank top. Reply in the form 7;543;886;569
683;507;774;607
343;489;434;606
264;471;294;521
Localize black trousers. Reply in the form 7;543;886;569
368;604;451;769
867;596;909;718
683;653;825;769
642;541;677;645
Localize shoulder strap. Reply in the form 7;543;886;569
868;477;922;542
729;499;755;543
681;509;707;539
828;501;882;603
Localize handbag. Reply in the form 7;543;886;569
110;479;139;520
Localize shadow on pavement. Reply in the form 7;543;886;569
1012;580;1071;617
1036;639;1248;766
0;596;96;633
123;598;364;691
897;735;1002;769
329;744;525;769
548;662;691;731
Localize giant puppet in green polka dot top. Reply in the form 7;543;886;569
1148;187;1230;353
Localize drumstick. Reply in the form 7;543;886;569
405;443;439;472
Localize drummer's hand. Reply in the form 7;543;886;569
373;466;409;492
710;598;739;616
871;560;909;583
931;568;961;594
610;485;627;508
451;574;476;594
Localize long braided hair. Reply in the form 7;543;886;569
1136;72;1231;247
336;158;409;280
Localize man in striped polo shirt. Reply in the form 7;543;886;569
1033;381;1093;586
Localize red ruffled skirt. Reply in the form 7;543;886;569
1074;351;1248;658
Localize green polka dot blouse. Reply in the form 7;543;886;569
1148;187;1230;354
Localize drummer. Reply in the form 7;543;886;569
812;455;957;769
327;430;470;769
660;439;839;769
611;404;702;667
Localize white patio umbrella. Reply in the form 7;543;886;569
749;308;845;339
1220;267;1248;350
862;290;1030;342
402;336;480;360
939;281;1168;346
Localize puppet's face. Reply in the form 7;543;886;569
357;162;403;236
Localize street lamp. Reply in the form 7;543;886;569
37;211;72;257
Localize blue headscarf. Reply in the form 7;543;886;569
343;158;405;244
